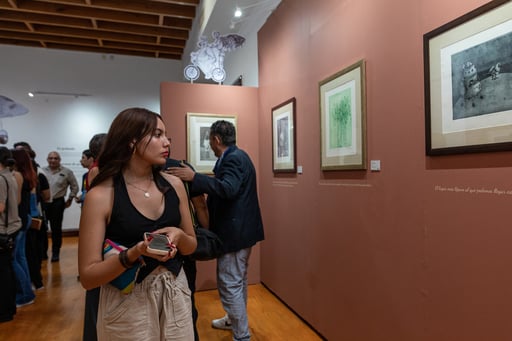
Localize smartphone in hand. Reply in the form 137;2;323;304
144;232;175;256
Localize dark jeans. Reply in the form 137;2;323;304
0;248;16;322
26;227;43;288
40;216;49;259
83;287;100;341
183;257;199;341
45;197;65;255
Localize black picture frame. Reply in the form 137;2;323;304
272;97;297;173
424;0;512;155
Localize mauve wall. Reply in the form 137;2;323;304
160;82;261;291
258;0;512;340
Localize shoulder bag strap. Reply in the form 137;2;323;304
0;174;9;231
183;181;198;228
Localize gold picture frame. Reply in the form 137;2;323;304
319;59;367;170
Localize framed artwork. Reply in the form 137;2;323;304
272;98;296;173
319;59;367;170
187;113;237;173
424;0;512;155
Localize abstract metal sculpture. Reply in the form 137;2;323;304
184;32;245;83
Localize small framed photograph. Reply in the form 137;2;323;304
187;113;237;173
272;98;296;173
319;59;367;170
424;0;512;155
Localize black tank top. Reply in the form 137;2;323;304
105;173;183;281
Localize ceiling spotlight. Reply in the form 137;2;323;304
234;7;242;18
27;91;91;98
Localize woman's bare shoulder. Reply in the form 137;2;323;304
86;178;114;199
160;171;183;187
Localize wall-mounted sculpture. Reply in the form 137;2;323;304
184;32;245;83
0;95;29;144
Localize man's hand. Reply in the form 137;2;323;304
167;165;196;182
65;198;73;208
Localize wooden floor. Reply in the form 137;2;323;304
0;237;322;340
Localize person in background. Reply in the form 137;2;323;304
86;133;107;191
43;151;79;262
13;147;46;291
11;148;38;307
81;133;106;341
76;149;94;206
78;108;197;340
169;120;265;341
13;142;51;262
0;147;22;323
164;145;209;341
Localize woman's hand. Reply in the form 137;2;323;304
149;227;185;252
141;231;178;261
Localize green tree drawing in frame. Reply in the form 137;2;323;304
319;59;366;170
328;88;352;149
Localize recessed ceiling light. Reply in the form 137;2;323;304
234;7;242;18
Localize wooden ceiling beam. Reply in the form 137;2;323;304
90;0;196;18
44;42;181;59
6;1;162;26
0;27;185;51
0;37;42;47
32;23;186;47
96;20;189;38
40;0;197;18
102;40;182;54
0;8;95;28
0;11;189;39
0;0;198;59
0;28;97;45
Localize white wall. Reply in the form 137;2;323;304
223;30;259;86
0;44;182;230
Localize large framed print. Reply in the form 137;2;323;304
187;113;237;173
319;59;367;170
424;0;512;155
272;98;296;173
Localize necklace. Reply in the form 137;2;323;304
125;178;152;198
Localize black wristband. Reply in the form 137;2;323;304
118;249;134;269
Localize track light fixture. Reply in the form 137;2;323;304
28;91;91;98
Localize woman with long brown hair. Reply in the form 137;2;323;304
78;108;196;340
11;148;38;307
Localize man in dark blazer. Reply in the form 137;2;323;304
169;120;264;341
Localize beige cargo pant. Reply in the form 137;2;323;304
97;267;193;341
